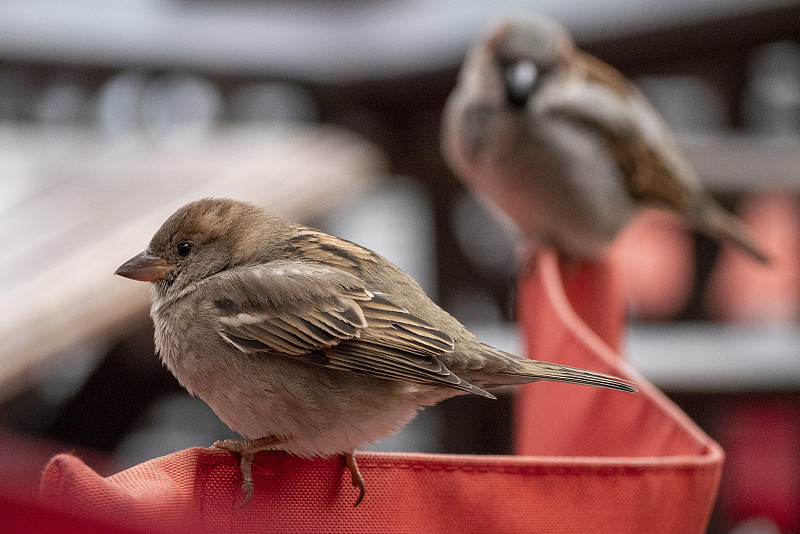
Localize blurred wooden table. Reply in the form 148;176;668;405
0;124;385;401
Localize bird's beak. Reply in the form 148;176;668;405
115;251;172;282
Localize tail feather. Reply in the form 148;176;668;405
695;200;771;265
505;358;637;393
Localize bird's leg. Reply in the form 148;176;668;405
344;452;366;507
213;436;284;508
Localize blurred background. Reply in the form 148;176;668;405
1;1;800;532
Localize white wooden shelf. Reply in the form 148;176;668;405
626;322;800;392
679;134;800;191
469;321;800;392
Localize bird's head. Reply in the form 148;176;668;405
482;14;575;109
115;198;288;296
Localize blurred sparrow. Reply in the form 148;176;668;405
116;198;636;507
442;14;769;263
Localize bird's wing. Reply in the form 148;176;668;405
606;126;690;210
203;261;492;397
541;52;691;211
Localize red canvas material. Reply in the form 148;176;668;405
34;250;723;533
515;251;723;532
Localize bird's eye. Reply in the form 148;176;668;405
504;60;538;109
176;241;193;257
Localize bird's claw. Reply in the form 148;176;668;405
213;439;366;508
237;453;255;509
345;452;366;507
212;436;283;508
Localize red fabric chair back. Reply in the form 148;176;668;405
30;250;723;533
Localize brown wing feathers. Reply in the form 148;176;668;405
212;266;494;398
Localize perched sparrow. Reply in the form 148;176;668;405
116;198;636;507
442;14;769;263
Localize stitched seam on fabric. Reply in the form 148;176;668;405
355;461;718;477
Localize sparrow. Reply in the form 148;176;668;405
441;13;770;263
115;198;636;507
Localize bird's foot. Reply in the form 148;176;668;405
212;439;366;507
344;452;366;507
213;436;283;455
213;436;283;508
